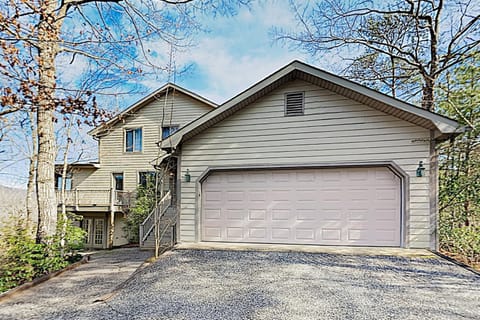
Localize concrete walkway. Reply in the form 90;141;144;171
0;247;152;320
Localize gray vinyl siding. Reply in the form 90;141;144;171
72;91;212;195
180;79;432;248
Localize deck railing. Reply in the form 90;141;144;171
56;189;135;210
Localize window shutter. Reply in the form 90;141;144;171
285;92;304;116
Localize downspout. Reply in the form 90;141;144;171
429;130;439;251
175;146;182;245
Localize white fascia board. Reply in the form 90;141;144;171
161;61;462;149
89;83;217;137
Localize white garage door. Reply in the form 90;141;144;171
201;167;401;246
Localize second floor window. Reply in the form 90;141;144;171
55;174;72;191
162;126;179;140
113;173;124;191
125;128;142;152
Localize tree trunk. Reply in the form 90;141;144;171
421;78;435;111
35;3;61;244
26;111;37;233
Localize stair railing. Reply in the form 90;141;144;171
139;190;171;246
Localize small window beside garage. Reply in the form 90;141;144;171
285;92;304;116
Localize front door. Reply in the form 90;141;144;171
82;217;106;248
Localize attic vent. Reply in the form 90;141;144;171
285;92;304;116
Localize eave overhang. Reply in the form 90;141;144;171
157;61;462;150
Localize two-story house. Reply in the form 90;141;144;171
56;84;216;249
59;61;462;251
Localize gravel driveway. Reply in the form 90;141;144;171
1;249;479;320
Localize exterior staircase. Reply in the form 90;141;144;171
139;191;177;249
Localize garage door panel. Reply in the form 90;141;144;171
296;171;315;182
226;227;243;240
320;189;343;201
321;170;342;181
204;208;222;220
272;172;290;182
296;209;317;221
271;209;291;221
247;228;267;239
375;229;397;241
322;209;343;220
270;200;293;211
226;173;244;183
295;228;316;241
321;228;342;241
248;209;267;221
347;210;369;221
376;188;398;200
272;228;290;240
202;167;401;247
204;190;222;202
348;229;369;241
296;189;317;200
204;227;222;239
226;209;244;221
271;189;291;199
249;190;267;201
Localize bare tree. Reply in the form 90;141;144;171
274;0;480;110
341;15;420;99
58;115;74;250
0;0;249;244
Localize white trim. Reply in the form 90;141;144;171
163;61;462;150
89;83;217;137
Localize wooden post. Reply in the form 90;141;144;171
110;188;115;212
108;188;115;249
139;224;144;247
75;188;79;211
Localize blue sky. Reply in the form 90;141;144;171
136;1;347;104
0;1;350;188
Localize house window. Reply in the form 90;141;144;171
139;171;156;188
162;126;179;140
285;92;305;116
55;174;72;191
113;173;124;191
125;128;142;152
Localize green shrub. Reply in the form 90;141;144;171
440;225;480;264
0;216;85;293
56;215;87;254
124;179;157;243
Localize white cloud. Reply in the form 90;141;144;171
179;36;309;103
56;53;90;87
172;1;314;104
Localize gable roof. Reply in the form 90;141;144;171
89;83;217;137
161;60;463;149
